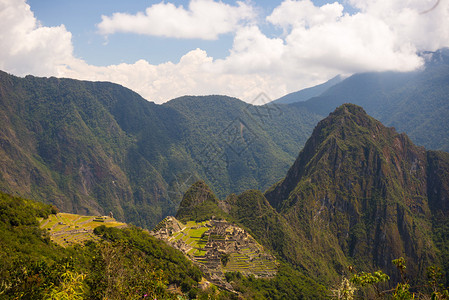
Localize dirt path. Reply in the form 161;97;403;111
40;218;50;227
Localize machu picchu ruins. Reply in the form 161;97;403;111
152;216;278;288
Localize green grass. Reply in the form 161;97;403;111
39;212;126;247
154;218;278;278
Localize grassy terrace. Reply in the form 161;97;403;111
40;213;126;247
171;220;209;253
223;252;277;275
154;218;278;278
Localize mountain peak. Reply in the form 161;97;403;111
175;181;227;222
330;103;366;116
302;103;383;156
323;103;375;129
265;103;423;211
264;104;435;279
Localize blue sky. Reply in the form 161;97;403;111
28;0;349;66
1;0;447;103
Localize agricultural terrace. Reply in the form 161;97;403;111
39;213;126;247
152;217;278;283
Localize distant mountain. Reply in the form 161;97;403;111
1;47;449;232
296;48;449;152
0;71;321;228
163;95;322;195
271;75;342;104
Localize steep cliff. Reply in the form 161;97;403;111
265;104;442;282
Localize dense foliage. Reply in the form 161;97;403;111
176;180;229;222
164;104;449;298
0;191;203;299
224;263;328;299
2;101;449;299
332;257;449;299
259;104;449;291
192;104;449;296
1;50;449;298
0;190;332;299
0;71;320;229
2;50;448;230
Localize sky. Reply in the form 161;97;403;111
1;0;448;104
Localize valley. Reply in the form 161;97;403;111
1;49;449;298
2;0;449;297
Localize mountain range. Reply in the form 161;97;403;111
1;76;449;297
293;48;449;152
271;75;342;104
171;103;449;295
1;49;449;232
0;71;320;228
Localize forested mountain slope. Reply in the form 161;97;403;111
0;191;205;299
263;104;449;285
0;71;320;228
168;104;449;296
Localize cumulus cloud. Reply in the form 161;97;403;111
2;0;449;104
267;0;344;30
0;0;74;76
214;26;285;73
348;0;449;51
97;0;255;40
265;0;425;74
61;49;289;104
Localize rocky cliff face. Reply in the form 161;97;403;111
426;150;449;285
265;104;444;282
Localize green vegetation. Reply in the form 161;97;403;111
40;212;126;247
3;54;449;233
0;191;204;299
260;104;442;285
2;59;449;299
153;213;331;298
169;220;209;252
153;216;279;281
176;180;229;222
156;103;449;298
163;104;448;298
0;189;329;299
332;258;449;299
224;263;328;299
0;70;321;229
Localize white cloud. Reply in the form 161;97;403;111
265;0;426;74
97;0;255;40
267;0;344;30
214;26;285;73
348;0;449;51
2;0;449;105
0;0;73;76
61;49;289;104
